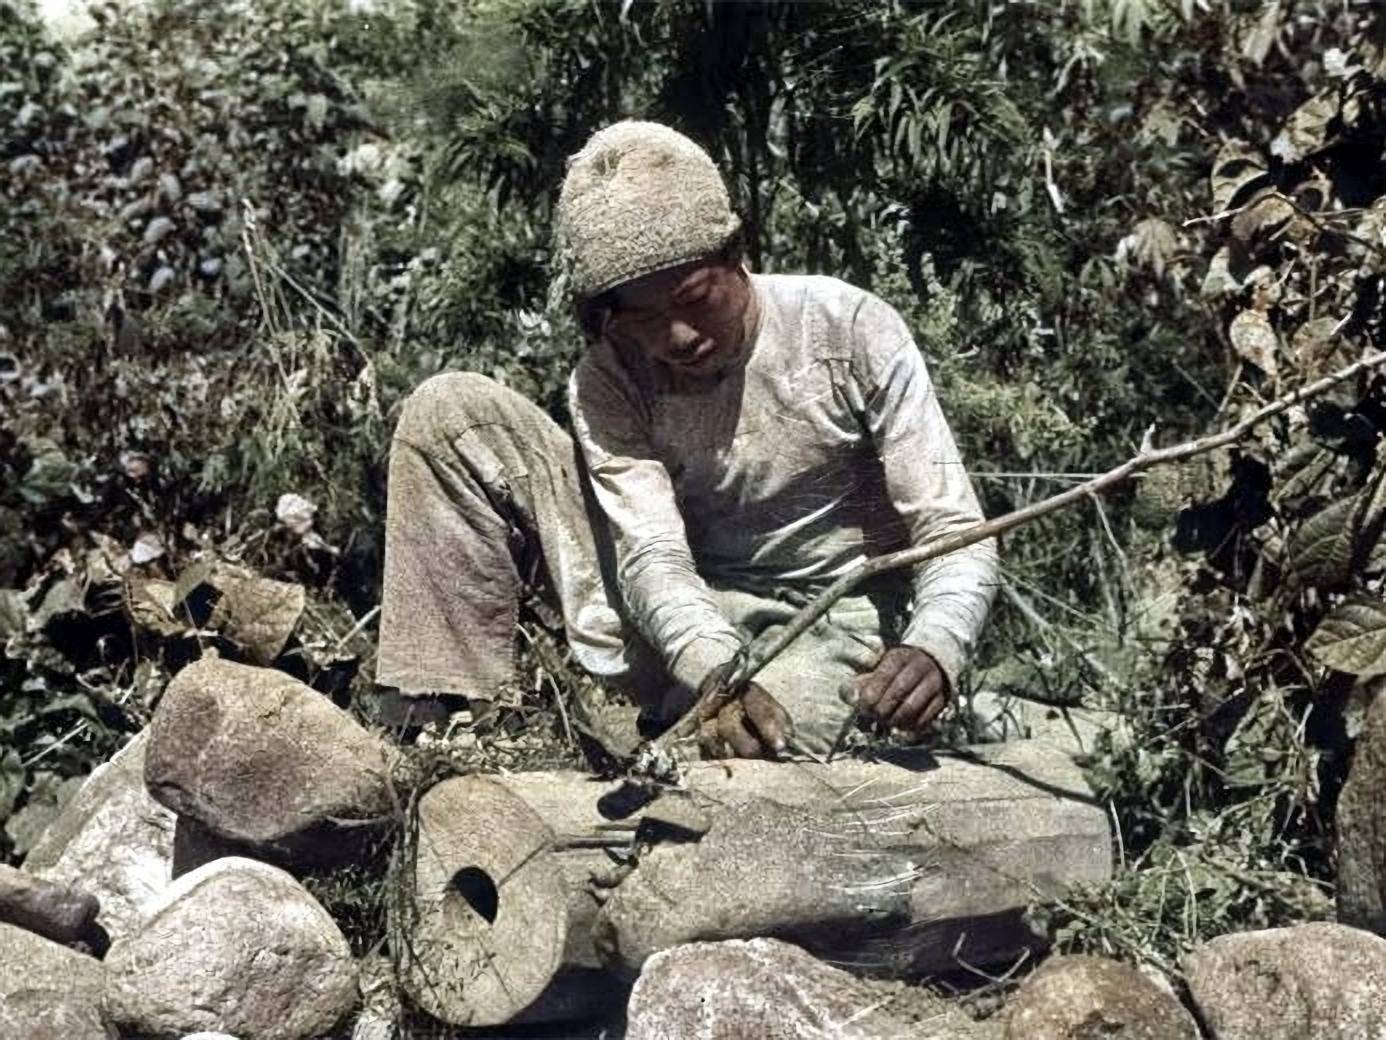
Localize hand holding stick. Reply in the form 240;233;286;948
649;351;1386;759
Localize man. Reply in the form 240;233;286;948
377;121;998;756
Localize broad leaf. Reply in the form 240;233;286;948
1307;596;1386;678
1288;494;1359;586
1210;142;1270;212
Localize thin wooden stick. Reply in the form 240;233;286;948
653;350;1386;751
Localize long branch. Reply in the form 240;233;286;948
655;350;1386;749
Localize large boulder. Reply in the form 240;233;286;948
0;861;102;946
1004;955;1197;1039
1337;678;1386;932
23;729;175;943
626;937;1000;1040
1184;922;1386;1040
104;856;358;1040
0;922;110;1039
145;657;397;857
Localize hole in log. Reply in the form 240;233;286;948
450;866;498;924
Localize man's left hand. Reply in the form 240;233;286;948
851;646;950;735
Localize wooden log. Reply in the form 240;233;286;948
602;740;1112;976
394;773;628;1028
395;740;1109;1026
0;864;102;949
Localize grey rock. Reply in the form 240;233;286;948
105;857;357;1040
626;937;999;1040
0;922;110;1040
0;861;100;945
128;155;154;183
145;658;396;855
144;215;176;245
23;730;175;943
149;265;177;293
159;172;182;202
1004;955;1198;1039
1184;922;1386;1040
188;190;223;213
171;814;253;879
119;195;154;222
1337;677;1386;932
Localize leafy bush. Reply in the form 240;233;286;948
3;0;1385;995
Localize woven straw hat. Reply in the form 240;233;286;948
554;121;741;301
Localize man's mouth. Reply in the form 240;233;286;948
674;340;716;367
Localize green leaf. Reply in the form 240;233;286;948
1307;596;1386;678
1288;494;1359;586
18;437;79;506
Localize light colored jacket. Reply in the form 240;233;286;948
570;273;999;692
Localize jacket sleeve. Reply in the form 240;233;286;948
851;295;1000;692
569;351;744;695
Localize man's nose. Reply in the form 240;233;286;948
668;320;701;351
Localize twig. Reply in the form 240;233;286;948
333;604;380;652
652;351;1386;752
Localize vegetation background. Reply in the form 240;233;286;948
3;0;1385;982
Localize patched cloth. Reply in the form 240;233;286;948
554;121;741;300
570;273;999;696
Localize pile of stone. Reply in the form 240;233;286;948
3;654;1386;1038
5;657;395;1040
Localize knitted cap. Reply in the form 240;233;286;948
554;121;741;301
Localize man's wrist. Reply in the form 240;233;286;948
669;632;746;693
897;627;965;696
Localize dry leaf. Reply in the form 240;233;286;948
1229;310;1280;376
126;576;187;637
1291;316;1345;379
129;532;165;565
276;492;317;536
1210;142;1270;212
207;565;305;664
1116;217;1181;278
1231;190;1294;245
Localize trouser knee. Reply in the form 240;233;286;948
394;371;511;449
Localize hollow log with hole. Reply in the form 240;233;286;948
395;740;1110;1027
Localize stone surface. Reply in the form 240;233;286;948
0;860;101;944
0;921;110;1039
1004;955;1198;1039
23;729;175;942
145;657;396;852
626;937;1000;1040
1337;677;1386;932
1184;922;1386;1040
105;856;357;1040
171;813;253;878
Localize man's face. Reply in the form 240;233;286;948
602;257;752;377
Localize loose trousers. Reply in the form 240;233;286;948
377;372;903;752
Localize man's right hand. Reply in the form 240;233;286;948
694;664;793;759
